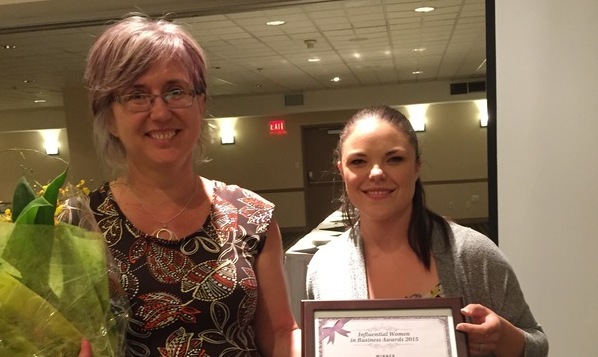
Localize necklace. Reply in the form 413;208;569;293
124;176;199;241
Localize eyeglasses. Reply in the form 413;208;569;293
114;89;201;112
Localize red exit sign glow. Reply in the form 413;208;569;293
269;120;287;135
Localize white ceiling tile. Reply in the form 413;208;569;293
0;0;486;111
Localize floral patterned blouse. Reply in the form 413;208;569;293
89;180;273;357
406;283;443;298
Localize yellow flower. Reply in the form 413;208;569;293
1;208;11;222
37;184;49;196
75;180;90;196
54;205;64;225
55;205;64;216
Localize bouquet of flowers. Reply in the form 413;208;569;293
0;166;128;356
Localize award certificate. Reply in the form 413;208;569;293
302;297;469;357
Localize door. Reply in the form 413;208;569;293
302;124;345;230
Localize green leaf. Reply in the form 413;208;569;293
13;196;53;225
55;224;123;355
0;222;127;356
35;169;68;225
1;223;57;307
2;170;68;335
10;176;36;222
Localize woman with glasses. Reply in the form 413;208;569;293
79;14;300;357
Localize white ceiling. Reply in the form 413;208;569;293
0;0;486;112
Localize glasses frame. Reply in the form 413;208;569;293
114;89;201;112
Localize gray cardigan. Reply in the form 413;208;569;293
306;222;548;357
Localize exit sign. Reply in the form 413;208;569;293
269;120;287;135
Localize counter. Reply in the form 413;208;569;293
283;210;346;324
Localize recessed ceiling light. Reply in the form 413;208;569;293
412;47;427;52
23;79;36;83
2;44;16;49
266;20;286;26
412;70;424;75
308;57;321;62
348;37;368;42
34;99;47;103
415;6;435;13
330;77;341;82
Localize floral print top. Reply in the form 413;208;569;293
89;180;273;357
406;283;443;298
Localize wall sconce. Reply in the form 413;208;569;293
44;141;59;155
219;118;237;145
405;103;429;132
39;129;60;155
475;99;489;127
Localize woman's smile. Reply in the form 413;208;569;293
362;188;395;199
146;129;178;141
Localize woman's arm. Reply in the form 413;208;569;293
449;225;548;356
253;219;301;357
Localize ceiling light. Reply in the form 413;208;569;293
266;20;286;26
2;44;16;49
330;77;341;82
348;37;368;42
308;58;321;62
412;47;427;52
34;99;47;103
412;70;423;75
23;79;36;83
415;6;435;13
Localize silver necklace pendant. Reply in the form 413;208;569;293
123;176;200;241
153;227;179;241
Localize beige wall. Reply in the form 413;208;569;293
419;101;488;220
0;83;487;229
199;101;487;227
200;109;355;190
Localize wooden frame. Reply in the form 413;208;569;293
302;297;469;357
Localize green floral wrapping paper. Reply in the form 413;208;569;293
0;170;128;356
